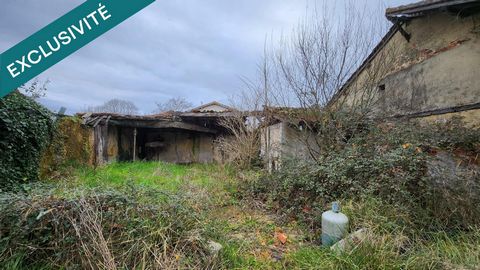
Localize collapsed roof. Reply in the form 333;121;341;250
78;102;236;134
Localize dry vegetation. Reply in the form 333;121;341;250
2;156;479;269
0;183;214;269
2;2;480;270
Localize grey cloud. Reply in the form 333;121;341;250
1;0;413;114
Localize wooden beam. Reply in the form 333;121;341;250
108;120;218;134
133;128;137;161
390;102;480;119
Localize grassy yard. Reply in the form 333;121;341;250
66;162;310;269
2;162;308;269
67;162;231;190
2;161;480;269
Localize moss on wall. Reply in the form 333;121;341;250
40;116;93;179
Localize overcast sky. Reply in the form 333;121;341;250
0;0;413;114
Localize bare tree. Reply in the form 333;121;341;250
86;99;139;115
154;97;193;113
258;1;399;161
217;114;261;169
216;81;266;169
20;78;50;100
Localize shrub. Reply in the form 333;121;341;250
249;145;426;230
246;119;480;230
0;91;54;190
0;184;215;269
217;113;262;170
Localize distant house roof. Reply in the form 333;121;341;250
328;0;480;106
189;101;233;113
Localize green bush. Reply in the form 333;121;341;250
246;119;480;230
0;91;54;190
250;144;427;229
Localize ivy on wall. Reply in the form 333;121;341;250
0;91;54;190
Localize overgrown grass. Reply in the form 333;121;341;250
232;119;480;269
69;161;232;191
0;162;239;269
284;198;480;270
2;160;480;269
0;184;215;269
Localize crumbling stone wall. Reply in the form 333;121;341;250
261;122;284;171
339;12;480;124
261;122;319;171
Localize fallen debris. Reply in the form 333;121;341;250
207;240;223;255
330;228;368;254
275;231;288;245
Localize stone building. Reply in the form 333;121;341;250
260;120;318;171
80;101;234;165
260;108;320;171
261;0;480;169
332;0;480;123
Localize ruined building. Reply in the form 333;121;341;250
80;101;234;165
262;0;480;169
333;0;480;123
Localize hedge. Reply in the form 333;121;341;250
0;91;54;190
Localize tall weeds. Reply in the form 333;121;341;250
69;198;116;270
0;185;214;269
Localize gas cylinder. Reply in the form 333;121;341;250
321;201;349;247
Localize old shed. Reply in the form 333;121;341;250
80;102;234;165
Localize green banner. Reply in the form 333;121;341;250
0;0;155;98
